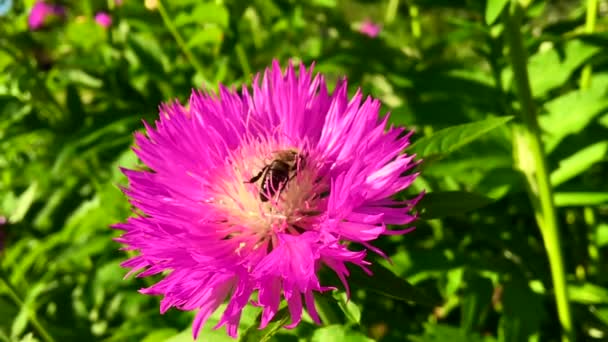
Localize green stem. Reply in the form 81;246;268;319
580;0;598;89
235;44;251;77
409;3;421;39
0;273;55;342
504;3;574;342
385;0;399;24
157;0;210;88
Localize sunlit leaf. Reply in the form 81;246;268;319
311;325;373;342
408;117;513;161
485;0;509;25
554;192;608;207
569;283;608;304
550;142;608;187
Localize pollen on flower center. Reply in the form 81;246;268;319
207;139;327;245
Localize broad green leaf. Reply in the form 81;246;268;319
485;0;509;25
550;142;608;187
187;26;224;47
417;191;494;219
348;262;441;306
408;116;513;160
311;325;374;342
65;20;106;51
554;192;608;207
541;80;608;151
526;40;601;97
569;283;608;304
240;307;290;342
175;3;230;28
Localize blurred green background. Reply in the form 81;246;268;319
1;0;608;341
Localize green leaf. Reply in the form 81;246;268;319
175;3;230;28
461;273;494;332
10;283;47;340
568;283;608;304
408;116;513;160
541;81;608;151
8;182;38;223
311;325;374;342
311;0;337;8
239;307;290;342
332;291;361;324
526;40;601;97
142;329;180;342
550;142;608;187
485;0;509;25
410;323;496;342
127;33;169;75
554;192;608;207
499;278;544;342
348;262;441;306
597;224;608;247
417;191;494;219
187;26;224;47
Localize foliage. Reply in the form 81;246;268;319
1;0;607;341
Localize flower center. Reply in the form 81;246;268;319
206;139;328;250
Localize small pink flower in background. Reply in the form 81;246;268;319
94;12;112;28
114;60;421;339
115;0;123;6
28;1;65;30
359;19;382;38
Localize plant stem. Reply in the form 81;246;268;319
504;3;574;342
156;0;210;88
0;273;55;342
580;0;598;89
385;0;399;24
409;3;421;39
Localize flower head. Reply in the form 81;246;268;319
94;12;112;28
28;1;65;30
114;60;421;339
359;19;381;38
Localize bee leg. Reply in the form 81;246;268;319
245;166;268;183
277;172;298;195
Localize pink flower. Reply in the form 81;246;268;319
28;1;65;30
94;12;112;28
114;60;421;339
115;0;123;6
359;19;382;38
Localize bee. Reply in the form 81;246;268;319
246;149;305;202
